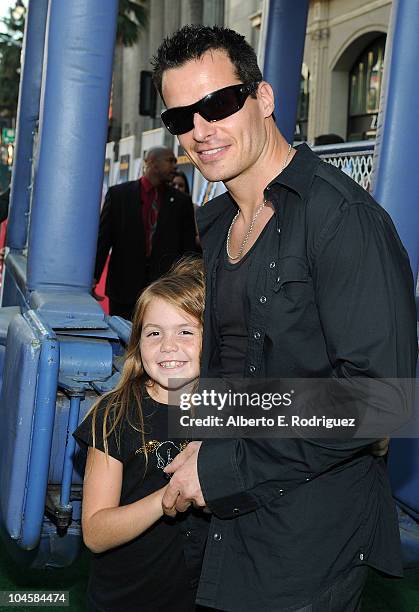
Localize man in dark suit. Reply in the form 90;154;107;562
94;146;197;319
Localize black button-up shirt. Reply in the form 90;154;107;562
184;144;417;611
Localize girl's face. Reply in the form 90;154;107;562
140;297;202;403
172;175;186;192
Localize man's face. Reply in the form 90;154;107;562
154;151;177;184
161;51;271;184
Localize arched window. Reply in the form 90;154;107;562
295;63;310;141
347;35;386;141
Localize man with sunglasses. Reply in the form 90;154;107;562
152;25;417;612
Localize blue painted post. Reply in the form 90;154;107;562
26;0;118;291
6;0;49;251
371;0;419;566
60;394;83;508
263;0;309;144
20;311;59;550
371;0;419;280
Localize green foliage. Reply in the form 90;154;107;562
0;7;24;115
117;0;147;47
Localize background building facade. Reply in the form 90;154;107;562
302;0;390;144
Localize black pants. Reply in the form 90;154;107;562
108;299;135;321
200;566;368;612
89;568;367;612
88;602;210;611
294;565;368;612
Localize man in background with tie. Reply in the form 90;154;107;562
94;146;197;319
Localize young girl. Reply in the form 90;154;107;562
74;257;206;612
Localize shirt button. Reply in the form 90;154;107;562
277;227;281;234
259;296;267;304
269;261;276;269
359;553;364;561
185;530;191;537
279;489;284;496
213;533;222;541
249;365;256;373
254;331;261;340
233;508;240;514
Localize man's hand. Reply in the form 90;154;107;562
162;441;205;517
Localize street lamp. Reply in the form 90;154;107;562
12;0;26;21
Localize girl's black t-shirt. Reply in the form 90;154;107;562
74;391;197;612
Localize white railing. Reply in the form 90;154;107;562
312;141;374;192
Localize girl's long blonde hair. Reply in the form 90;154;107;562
88;256;205;457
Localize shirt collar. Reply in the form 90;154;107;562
140;175;158;193
266;143;321;200
196;143;321;237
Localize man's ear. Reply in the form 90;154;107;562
257;81;275;119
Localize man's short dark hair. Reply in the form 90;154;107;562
152;25;263;101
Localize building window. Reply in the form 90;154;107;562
295;63;310;142
347;35;386;141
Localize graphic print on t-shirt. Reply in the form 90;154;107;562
135;439;189;470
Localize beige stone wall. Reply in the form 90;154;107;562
304;0;391;143
224;0;262;44
117;0;168;157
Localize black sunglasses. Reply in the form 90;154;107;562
161;81;260;135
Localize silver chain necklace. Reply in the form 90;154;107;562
226;143;292;261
